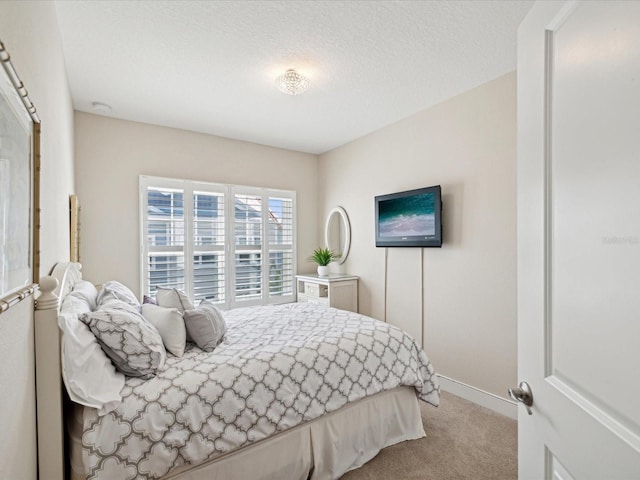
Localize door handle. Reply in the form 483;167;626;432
508;381;534;415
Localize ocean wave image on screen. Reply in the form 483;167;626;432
379;193;435;237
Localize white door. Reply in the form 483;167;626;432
517;1;640;478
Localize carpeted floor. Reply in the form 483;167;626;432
342;391;517;480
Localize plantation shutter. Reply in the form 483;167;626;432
232;189;263;306
141;179;186;297
267;193;295;300
141;176;295;309
192;184;226;304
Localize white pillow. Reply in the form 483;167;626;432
59;297;124;415
97;280;140;310
156;287;194;312
141;304;187;357
60;293;92;316
67;280;98;311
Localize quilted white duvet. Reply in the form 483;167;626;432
81;302;440;479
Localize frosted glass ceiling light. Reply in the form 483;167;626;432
275;69;310;95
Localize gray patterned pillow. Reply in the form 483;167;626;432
183;300;227;352
80;307;166;379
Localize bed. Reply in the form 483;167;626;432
35;262;439;480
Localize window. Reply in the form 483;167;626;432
140;176;296;309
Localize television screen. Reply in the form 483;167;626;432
375;185;442;247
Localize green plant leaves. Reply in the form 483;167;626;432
307;247;340;266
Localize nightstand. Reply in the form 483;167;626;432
295;273;359;313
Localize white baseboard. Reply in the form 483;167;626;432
437;374;518;420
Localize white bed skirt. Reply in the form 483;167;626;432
70;386;425;480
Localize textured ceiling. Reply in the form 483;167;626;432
54;0;533;154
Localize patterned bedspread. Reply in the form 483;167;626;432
81;302;440;479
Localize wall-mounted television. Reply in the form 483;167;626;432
375;185;442;247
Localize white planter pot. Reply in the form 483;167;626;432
317;265;330;277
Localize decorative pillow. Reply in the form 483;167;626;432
141;304;187;357
80;307;166;379
96;280;140;310
183;300;228;352
67;280;99;311
156;287;193;312
143;294;157;305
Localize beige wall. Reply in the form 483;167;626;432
0;2;75;479
318;73;517;398
74;112;318;293
75;75;517;400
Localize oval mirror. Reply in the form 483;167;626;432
324;206;351;265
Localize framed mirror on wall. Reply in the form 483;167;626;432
0;39;41;312
325;206;351;265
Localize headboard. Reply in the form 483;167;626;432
34;262;83;480
70;195;81;263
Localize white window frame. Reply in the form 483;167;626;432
140;175;297;309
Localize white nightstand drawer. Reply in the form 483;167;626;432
298;293;329;305
296;274;359;313
304;283;328;297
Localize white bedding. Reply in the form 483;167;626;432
78;302;440;479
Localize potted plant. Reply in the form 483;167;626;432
308;247;340;277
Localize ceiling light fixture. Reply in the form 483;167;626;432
275;69;310;96
91;101;112;113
